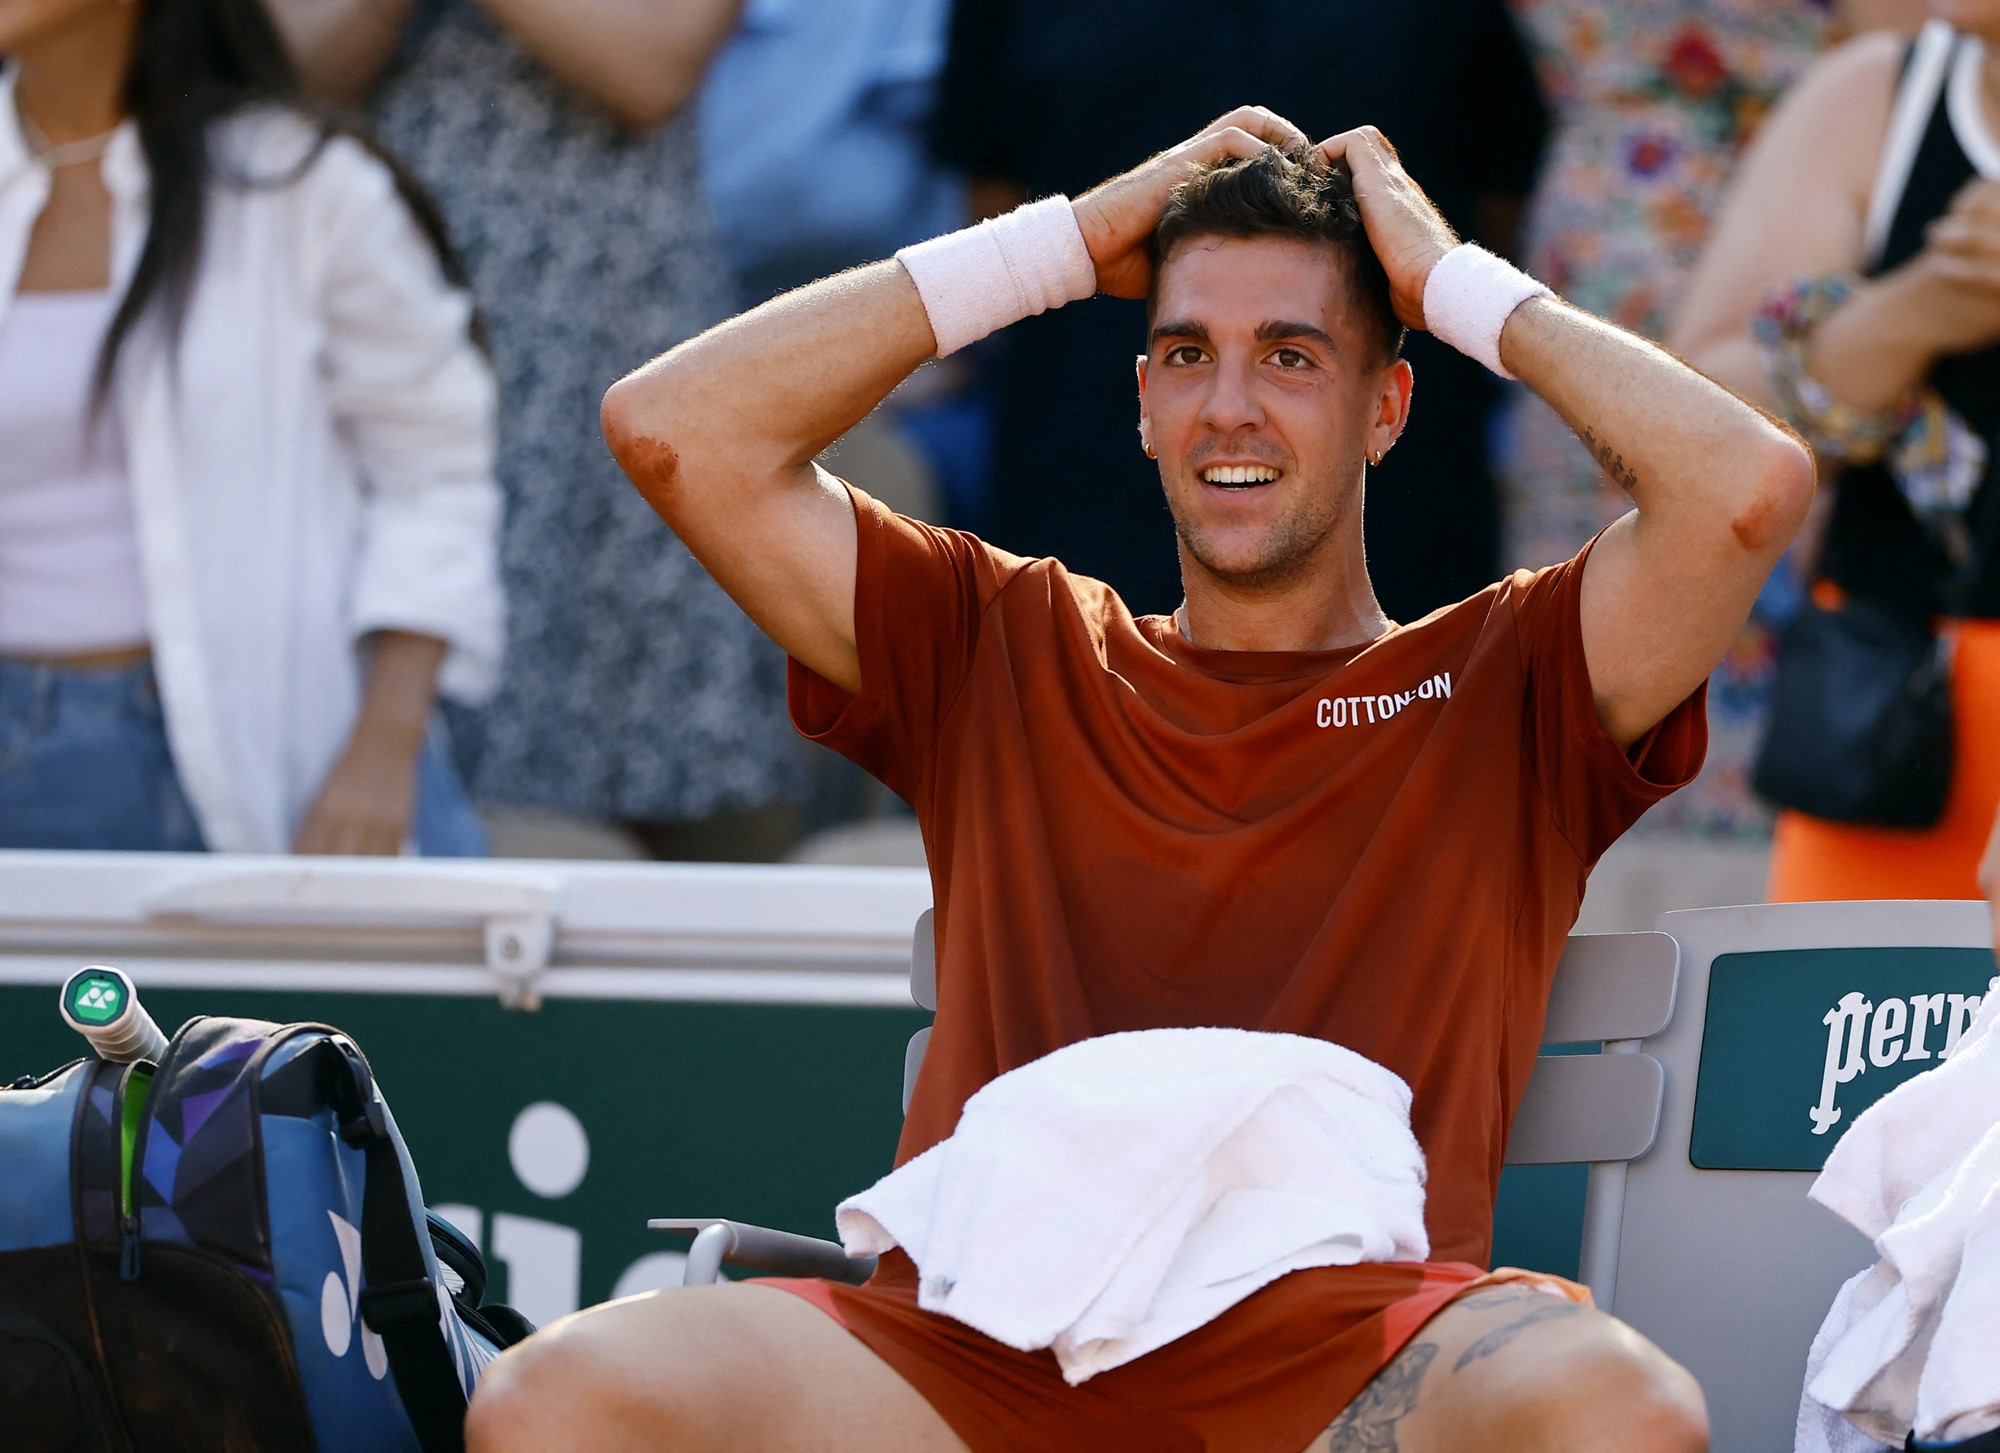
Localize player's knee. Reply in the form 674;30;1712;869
465;1335;574;1453
1504;1325;1708;1452
464;1303;724;1453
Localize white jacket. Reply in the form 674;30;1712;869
0;77;503;852
836;1028;1430;1385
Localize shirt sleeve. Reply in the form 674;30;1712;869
306;135;505;705
1511;534;1709;865
789;484;1029;804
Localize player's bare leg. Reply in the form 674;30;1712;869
464;1282;971;1453
1298;1283;1708;1453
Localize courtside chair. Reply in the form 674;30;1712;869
1598;899;1991;1453
653;911;1684;1299
653;902;1994;1453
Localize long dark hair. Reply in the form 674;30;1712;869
72;0;478;406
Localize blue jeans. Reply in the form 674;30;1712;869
0;657;486;856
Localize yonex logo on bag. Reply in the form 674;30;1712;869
67;976;125;1025
322;1211;390;1380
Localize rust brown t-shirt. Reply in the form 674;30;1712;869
783;486;1706;1450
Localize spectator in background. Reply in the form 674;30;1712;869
1497;0;1922;847
276;0;810;861
695;0;978;567
930;0;1547;620
697;0;962;307
1672;10;2000;902
0;0;501;855
695;0;975;845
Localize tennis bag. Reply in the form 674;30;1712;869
0;1015;533;1452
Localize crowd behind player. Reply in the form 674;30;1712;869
14;0;1998;924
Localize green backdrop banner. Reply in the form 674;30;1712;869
1691;948;1993;1172
2;981;1591;1310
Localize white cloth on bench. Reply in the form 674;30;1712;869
1798;979;2000;1447
834;1027;1429;1385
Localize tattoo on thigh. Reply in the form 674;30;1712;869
1578;424;1640;490
1453;1288;1540;1313
1451;1301;1582;1373
1325;1341;1436;1451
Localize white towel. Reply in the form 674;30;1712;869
1914;1127;2000;1441
835;1028;1429;1385
1814;981;2000;1240
1798;979;2000;1447
1795;1269;1897;1453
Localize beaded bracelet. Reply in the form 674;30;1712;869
1751;276;1918;463
1754;275;1983;562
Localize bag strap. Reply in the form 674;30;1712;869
1864;22;1956;270
327;1036;468;1453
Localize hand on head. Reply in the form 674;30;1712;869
1072;110;1461;331
1311;127;1461;332
1072;106;1309;299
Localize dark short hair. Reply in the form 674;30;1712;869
1148;145;1406;362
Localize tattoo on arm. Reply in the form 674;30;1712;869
1325;1341;1436;1451
1451;1301;1582;1372
1578;424;1640;490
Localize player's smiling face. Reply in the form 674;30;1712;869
1139;233;1410;592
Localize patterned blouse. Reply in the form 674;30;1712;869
372;0;805;824
1499;0;1833;839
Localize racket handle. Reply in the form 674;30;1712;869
60;966;170;1064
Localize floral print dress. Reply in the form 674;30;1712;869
371;0;806;826
1500;0;1833;839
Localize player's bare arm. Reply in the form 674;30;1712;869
598;106;1307;695
1323;126;1818;748
598;262;928;696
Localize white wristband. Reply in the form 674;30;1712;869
1421;244;1553;380
895;197;1098;357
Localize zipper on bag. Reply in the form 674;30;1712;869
111;1059;156;1282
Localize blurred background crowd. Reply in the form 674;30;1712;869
6;0;1998;926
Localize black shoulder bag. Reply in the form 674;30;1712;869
1750;594;1955;828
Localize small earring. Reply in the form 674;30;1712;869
1368;451;1381;466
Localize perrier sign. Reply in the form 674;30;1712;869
1690;946;1994;1171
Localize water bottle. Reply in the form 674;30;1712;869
59;965;170;1064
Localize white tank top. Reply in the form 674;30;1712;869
0;289;150;656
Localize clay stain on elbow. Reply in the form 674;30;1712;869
606;418;681;498
1729;493;1786;553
